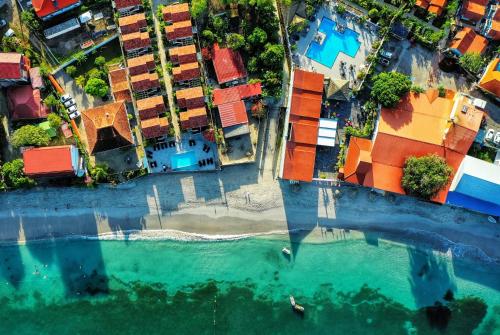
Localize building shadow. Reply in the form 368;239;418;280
407;246;457;308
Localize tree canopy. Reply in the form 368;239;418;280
1;159;35;189
371;71;412;108
65;65;77;77
48;113;62;128
401;154;453;199
94;56;106;68
85;78;109;98
247;27;268;48
227;33;245;50
11;125;51;148
260;43;285;71
459;52;485;74
191;0;207;19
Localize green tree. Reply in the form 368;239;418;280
368;8;379;20
401;154;453;199
94;56;106;68
212;16;228;40
87;68;106;81
1;159;35;189
260;43;285;71
202;30;215;43
227;33;245;50
248;56;259;73
66;65;77;77
47;113;62;128
459;52;485;74
74;52;88;65
21;10;40;32
11;125;51;148
247;27;268;48
371;71;412;107
191;0;208;19
43;94;60;108
75;75;86;88
85;78;109;98
90;164;110;183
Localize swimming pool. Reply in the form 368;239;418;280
306;17;361;68
171;151;197;170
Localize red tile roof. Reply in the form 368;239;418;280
136;95;165;120
127;54;156;76
118;13;147;34
122;31;151;51
461;0;488;22
114;0;141;10
162;3;191;22
212;44;247;84
32;0;80;18
130;72;160;92
23;145;76;178
180;107;208;129
212;83;262;106
169;44;197;64
176;86;205;109
108;66;132;103
82;101;134;154
218;100;248;128
29;67;44;89
281;69;324;182
172;62;200;82
165;21;193;41
7;86;48;120
141;117;169;139
0;53;30;80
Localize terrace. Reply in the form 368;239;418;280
292;6;377;85
145;133;218;173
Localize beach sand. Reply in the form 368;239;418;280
0;164;499;262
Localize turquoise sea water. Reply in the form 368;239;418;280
306;17;361;68
0;235;499;334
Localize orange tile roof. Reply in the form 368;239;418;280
108;67;132;103
176;86;204;100
462;0;487;22
136;95;164;111
180;107;207;120
449;27;488;56
288;115;318;145
292;69;324;92
165;20;192;32
118;13;146;27
169;44;197;57
479;58;500;98
162;3;190;15
282;143;316;182
82;102;133;154
32;0;80;18
127;54;155;68
141;117;169;139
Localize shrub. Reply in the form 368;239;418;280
371;71;412;107
85;78;109;98
202;30;215;43
1;159;35;189
247;27;268;47
401;154;453;199
459;52;485;74
66;65;77;77
191;0;207;19
90;164;110;183
48;113;63;128
260;43;285;71
87;68;106;80
438;84;446;97
21;9;40;32
248;57;259;73
336;4;346;14
75;75;86;87
43;94;60;108
11;125;50;148
410;85;425;93
74;52;87;65
368;8;379;20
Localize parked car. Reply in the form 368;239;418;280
4;28;14;37
60;94;72;103
0;18;6;29
69;110;81;120
67;105;78;113
380;50;393;60
63;98;76;108
494;132;500;145
485;129;495;142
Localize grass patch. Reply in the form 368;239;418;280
66;38;123;78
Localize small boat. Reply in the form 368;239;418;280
488;216;497;224
289;295;305;314
282;247;291;256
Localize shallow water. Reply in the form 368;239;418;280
0;234;499;334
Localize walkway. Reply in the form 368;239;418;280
151;1;181;139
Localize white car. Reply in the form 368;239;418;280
67;105;78;114
494;132;500;145
63;98;76;108
485;129;495;142
60;94;72;103
69;110;81;120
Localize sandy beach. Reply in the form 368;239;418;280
0;163;499;261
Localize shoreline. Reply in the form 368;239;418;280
1;169;499;263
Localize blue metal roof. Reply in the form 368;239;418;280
446;191;500;216
453;174;500;205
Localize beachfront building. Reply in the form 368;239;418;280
446;155;500;216
32;0;81;21
23;145;83;179
82;102;134;154
478;58;500;100
7;85;48;121
108;66;132;103
341;89;484;203
447;27;488;57
0;53;31;87
279;69;324;183
211;44;247;87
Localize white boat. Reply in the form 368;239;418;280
282;247;291;256
289;295;305;313
488;216;497;224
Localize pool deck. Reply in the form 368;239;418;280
146;133;218;173
293;5;378;85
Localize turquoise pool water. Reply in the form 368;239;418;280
171;151;197;170
306;17;361;68
0;235;499;334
